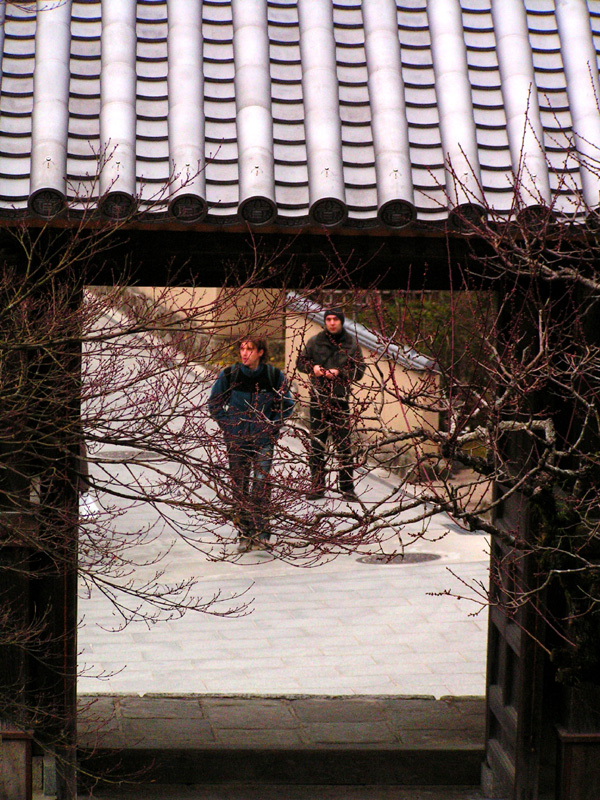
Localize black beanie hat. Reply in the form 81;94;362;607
324;307;345;326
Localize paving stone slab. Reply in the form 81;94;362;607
119;696;206;719
201;700;298;731
290;697;388;723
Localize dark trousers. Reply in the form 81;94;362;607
226;440;274;540
309;397;355;493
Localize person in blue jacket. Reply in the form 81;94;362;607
208;335;294;552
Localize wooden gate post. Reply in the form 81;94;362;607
0;275;81;799
481;487;554;799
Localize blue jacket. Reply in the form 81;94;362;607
208;362;294;446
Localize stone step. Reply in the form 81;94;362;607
77;694;485;789
81;746;485;788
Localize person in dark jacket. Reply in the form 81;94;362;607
296;308;366;501
208;335;294;552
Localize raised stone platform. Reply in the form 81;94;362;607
78;694;485;788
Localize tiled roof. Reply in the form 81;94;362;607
1;0;600;231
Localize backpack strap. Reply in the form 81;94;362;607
266;363;280;392
222;364;240;401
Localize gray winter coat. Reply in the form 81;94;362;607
297;330;365;399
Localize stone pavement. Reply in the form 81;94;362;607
78;468;490;698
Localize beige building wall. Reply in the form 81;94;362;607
132;287;284;338
129;286;286;364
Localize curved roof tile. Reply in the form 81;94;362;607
1;0;600;227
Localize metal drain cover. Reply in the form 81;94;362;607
357;552;442;565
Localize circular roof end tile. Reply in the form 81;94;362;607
516;204;553;228
378;199;416;229
99;192;137;221
309;198;347;227
28;189;65;219
449;203;487;233
586;207;600;230
239;196;277;226
168;194;208;223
